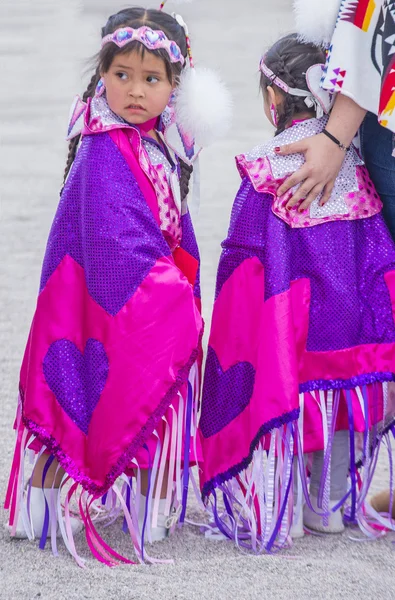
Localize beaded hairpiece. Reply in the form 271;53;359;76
260;58;311;98
259;57;333;118
157;0;232;153
159;1;194;69
172;13;194;69
101;26;185;65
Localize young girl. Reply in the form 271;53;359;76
200;33;395;552
5;5;229;565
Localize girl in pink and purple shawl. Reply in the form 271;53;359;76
5;5;230;566
200;33;395;553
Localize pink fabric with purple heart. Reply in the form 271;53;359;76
18;126;202;496
200;168;395;497
43;339;109;436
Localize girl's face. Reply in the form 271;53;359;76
102;48;174;124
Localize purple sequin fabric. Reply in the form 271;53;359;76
200;347;255;438
300;372;395;393
180;211;201;298
216;179;395;352
41;134;170;316
43;339;109;435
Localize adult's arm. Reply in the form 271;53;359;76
276;0;366;210
277;95;367;211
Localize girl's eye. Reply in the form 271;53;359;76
147;76;159;84
116;72;128;81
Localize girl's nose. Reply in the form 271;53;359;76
128;83;144;98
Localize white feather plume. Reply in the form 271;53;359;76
174;67;232;147
293;0;341;46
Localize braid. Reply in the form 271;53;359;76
273;55;299;134
62;137;80;188
82;70;101;103
179;159;194;204
279;61;297;90
275;95;298;135
62;70;101;186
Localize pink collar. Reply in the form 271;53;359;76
133;117;159;134
290;118;310;127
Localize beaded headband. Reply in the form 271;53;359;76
259;57;333;118
260;58;312;99
101;26;185;65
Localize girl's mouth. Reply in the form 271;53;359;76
126;104;146;112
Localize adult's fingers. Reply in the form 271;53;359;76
319;182;335;206
274;140;307;156
286;178;316;208
278;164;311;197
297;184;325;212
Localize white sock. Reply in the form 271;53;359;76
9;487;82;539
138;494;168;542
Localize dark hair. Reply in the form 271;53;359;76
63;7;193;202
260;33;326;135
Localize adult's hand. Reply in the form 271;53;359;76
276;94;367;212
276;133;345;211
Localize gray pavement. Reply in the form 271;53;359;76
1;1;394;598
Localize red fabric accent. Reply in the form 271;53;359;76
173;246;199;287
354;0;370;29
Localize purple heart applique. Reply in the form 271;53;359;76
145;29;160;45
43;338;109;435
170;42;181;59
200;347;255;439
116;29;132;43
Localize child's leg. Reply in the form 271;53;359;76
291;458;305;538
370;489;395;518
139;465;172;542
10;453;82;539
310;430;349;501
140;465;169;499
31;454;65;488
304;430;349;533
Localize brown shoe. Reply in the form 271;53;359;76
370;489;395;518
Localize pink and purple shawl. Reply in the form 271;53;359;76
200;117;395;552
6;106;203;564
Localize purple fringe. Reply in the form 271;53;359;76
382;420;395;437
21;329;203;498
201;408;300;500
355;418;395;470
299;372;395;393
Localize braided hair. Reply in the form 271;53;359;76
179;159;194;201
63;70;100;184
260;33;326;135
63;7;193;202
